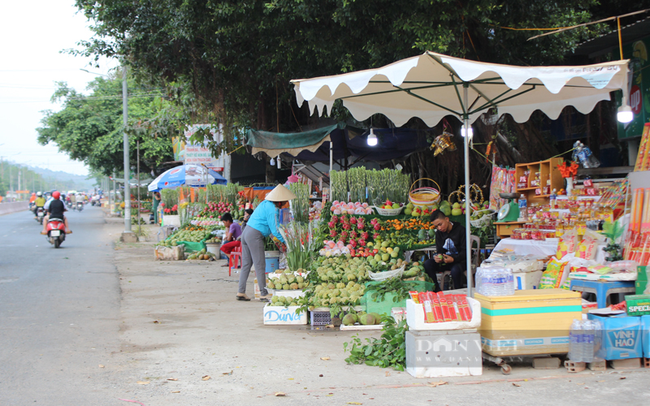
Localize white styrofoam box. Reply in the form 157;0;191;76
513;270;543;290
406;330;482;378
269;289;305;298
263;304;307;325
406;298;481;331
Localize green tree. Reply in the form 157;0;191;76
72;0;604;141
37;73;175;177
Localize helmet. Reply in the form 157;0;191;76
52;191;61;200
37;191;42;197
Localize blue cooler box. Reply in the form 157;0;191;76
588;314;643;360
642;315;650;358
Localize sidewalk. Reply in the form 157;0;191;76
107;221;650;405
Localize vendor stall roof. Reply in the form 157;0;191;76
246;123;432;164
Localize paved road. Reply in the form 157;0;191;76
0;205;123;405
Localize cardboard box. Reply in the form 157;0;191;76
626;294;650;316
642;315;650;358
475;289;581;356
587;314;643;360
405;330;482;378
263;304;307;325
637;266;648;295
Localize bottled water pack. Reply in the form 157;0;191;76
476;267;515;296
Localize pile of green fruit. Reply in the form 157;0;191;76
314;256;372;282
266;270;310;290
158;228;212;247
269;295;299;307
342;311;382;326
310;281;366;307
403;261;424;278
186;249;216;261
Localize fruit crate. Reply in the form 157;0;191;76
310;306;364;330
310;308;333;330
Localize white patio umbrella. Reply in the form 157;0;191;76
291;51;630;296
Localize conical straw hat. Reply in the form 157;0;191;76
265;184;297;202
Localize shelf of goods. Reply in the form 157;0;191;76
475;289;582;357
515;157;564;205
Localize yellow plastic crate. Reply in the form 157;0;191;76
474;289;582;356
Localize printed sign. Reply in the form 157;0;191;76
172;124;226;172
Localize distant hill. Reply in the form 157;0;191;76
28;166;96;191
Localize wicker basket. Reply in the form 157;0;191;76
409;178;441;208
469;210;496;228
373;206;404;216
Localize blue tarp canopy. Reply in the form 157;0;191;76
246;123;432;164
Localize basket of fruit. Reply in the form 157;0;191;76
368;263;405;281
470;208;496;228
373;200;404;216
409;178;441;208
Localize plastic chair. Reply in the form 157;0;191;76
229;245;242;276
440;235;481;290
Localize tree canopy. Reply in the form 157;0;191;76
73;0;609;137
37;74;175;177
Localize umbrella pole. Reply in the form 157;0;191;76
463;85;473;298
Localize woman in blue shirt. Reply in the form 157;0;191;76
237;184;296;301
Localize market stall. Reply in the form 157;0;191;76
291;51;630;297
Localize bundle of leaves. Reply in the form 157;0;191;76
343;316;408;371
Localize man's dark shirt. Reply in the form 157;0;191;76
48;199;65;220
434;221;467;264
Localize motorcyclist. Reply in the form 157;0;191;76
41;191;72;235
33;192;46;217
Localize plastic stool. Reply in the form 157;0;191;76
569;279;635;309
229;246;242;277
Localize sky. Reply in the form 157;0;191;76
0;0;118;176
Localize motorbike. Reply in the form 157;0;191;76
35;207;45;224
45;218;66;248
76;202;84;212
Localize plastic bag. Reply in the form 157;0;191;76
539;257;569;289
575;229;606;260
557;229;578;259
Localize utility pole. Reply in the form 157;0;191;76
122;65;134;241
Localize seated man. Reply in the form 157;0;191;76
220;212;242;267
41;191;72;234
423;209;466;292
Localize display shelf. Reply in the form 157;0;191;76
515;157;564;205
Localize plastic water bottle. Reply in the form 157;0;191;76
549;189;557;209
569;320;583;362
582;320;595;363
518;194;528;221
504;269;515;295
